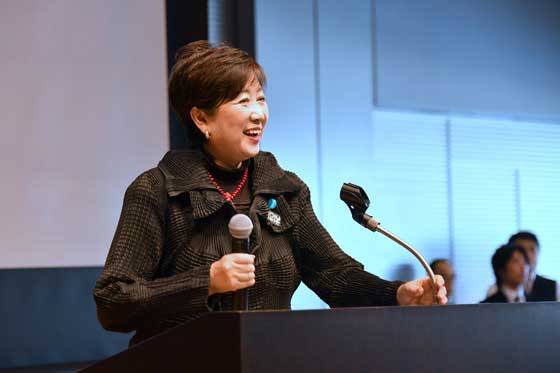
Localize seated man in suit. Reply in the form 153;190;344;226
509;231;558;301
481;244;529;303
486;232;558;301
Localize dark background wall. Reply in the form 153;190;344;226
0;268;131;369
374;0;560;120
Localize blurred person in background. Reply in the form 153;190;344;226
481;244;529;303
486;231;558;301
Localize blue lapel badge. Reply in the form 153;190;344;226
267;198;281;227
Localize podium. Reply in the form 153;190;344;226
82;302;560;373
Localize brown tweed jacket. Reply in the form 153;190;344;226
93;150;401;345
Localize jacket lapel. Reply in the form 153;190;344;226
158;150;302;221
158;150;229;220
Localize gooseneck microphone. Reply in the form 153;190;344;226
228;214;253;311
340;183;438;303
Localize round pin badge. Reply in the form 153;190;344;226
267;198;277;209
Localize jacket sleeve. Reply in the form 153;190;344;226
93;171;211;333
293;185;402;307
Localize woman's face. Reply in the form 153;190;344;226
201;79;268;169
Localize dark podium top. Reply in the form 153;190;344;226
82;302;560;373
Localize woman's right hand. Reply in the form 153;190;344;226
208;253;256;295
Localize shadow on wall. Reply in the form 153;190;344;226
391;263;416;282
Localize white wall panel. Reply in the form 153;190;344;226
367;111;449;279
0;0;168;268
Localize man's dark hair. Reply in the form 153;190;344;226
491;244;529;286
430;259;449;273
508;231;539;248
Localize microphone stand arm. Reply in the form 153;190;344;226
362;214;438;303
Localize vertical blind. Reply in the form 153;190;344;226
370;110;560;304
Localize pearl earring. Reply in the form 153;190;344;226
205;131;210;139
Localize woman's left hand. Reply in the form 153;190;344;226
396;275;447;306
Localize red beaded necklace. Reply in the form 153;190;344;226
207;167;249;204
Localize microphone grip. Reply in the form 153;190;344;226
232;237;250;311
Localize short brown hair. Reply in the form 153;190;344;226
168;40;267;147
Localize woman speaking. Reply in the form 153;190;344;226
93;41;447;346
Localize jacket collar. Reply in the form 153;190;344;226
158;150;301;219
251;152;301;195
159;149;300;195
157;150;213;196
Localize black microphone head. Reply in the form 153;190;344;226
228;214;253;239
340;183;370;224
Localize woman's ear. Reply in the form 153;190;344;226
190;107;208;133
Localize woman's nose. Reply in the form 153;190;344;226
250;112;262;122
250;105;265;122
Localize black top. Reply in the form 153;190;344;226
203;150;252;214
481;275;558;303
93;150;402;345
527;275;557;301
481;290;508;303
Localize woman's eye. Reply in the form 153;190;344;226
238;98;250;104
258;96;266;102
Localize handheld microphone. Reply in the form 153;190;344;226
228;214;253;311
340;183;438;303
